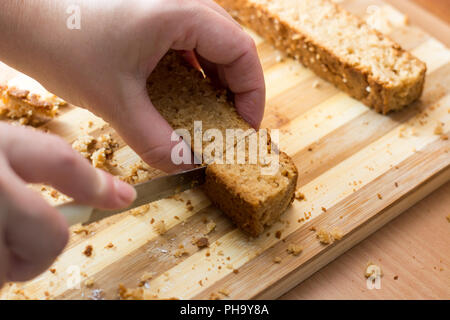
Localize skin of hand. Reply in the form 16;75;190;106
1;0;266;172
0;0;265;287
0;123;137;287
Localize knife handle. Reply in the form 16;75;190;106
56;202;94;226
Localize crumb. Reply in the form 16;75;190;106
205;221;216;235
364;262;383;278
321;207;327;212
218;288;230;297
434;122;443;135
91;147;107;168
130;204;150;216
233;269;239;274
186;200;194;211
50;190;59;199
316;229;333;245
105;242;114;249
121;161;152;184
394;275;398;280
377;193;383;200
273;256;282;263
174;248;189;257
394;182;399;187
89;289;105;300
331;227;343;241
287;243;303;256
294;190;306;201
49;268;56;274
83;245;93;257
118;284;144;300
0;83;63;126
312;80;320;88
84;278;94;288
275;230;282;239
72;135;95;159
309;226;316;232
153;220;167;235
73;226;90;235
194;237;209;248
209;292;221;300
139;272;155;286
275;52;284;62
446;215;450;223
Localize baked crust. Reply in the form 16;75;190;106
216;0;427;113
147;51;298;236
0;83;65;125
204;151;297;236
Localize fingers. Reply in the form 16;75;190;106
0;123;135;209
196;0;242;28
0;158;68;281
106;81;195;173
172;6;265;128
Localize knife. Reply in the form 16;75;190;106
56;166;206;226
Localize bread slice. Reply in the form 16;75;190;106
147;51;298;236
0;74;66;125
205;151;297;236
216;0;427;113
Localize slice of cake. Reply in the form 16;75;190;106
0;73;66;125
216;0;427;113
147;51;298;236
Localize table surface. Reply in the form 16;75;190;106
281;0;450;300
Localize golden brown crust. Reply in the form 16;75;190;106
0;83;65;125
204;152;297;236
216;0;426;113
147;51;298;236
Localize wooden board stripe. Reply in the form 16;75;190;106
0;0;448;300
200;139;449;299
123;97;448;299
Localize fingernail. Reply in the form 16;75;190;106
114;178;137;206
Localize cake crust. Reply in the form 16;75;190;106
147;51;298;236
204;151;297;236
216;0;427;113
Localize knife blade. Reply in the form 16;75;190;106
56;166;206;226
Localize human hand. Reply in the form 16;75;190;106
0;123;136;287
0;0;266;172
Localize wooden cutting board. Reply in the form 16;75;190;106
1;0;449;300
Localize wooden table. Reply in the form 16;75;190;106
282;0;450;300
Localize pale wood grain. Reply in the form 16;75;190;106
385;0;450;46
0;0;448;300
281;182;450;300
282;0;450;300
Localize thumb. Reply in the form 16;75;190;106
1;123;136;209
107;82;195;173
